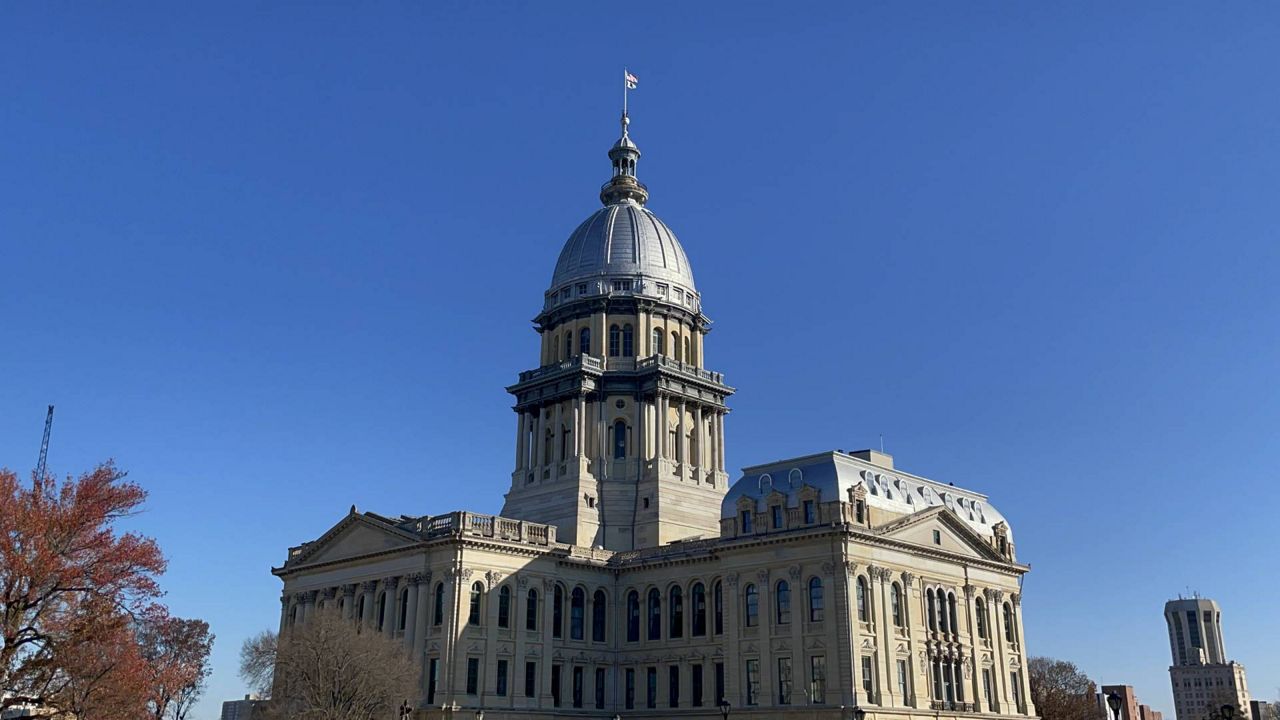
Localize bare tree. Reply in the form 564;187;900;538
241;614;419;720
1029;656;1098;720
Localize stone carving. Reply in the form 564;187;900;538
321;587;337;600
844;560;858;576
292;591;307;604
486;570;505;588
821;561;835;576
382;576;399;591
725;573;739;588
756;569;770;586
1010;592;1021;607
993;590;1005;603
342;584;356;597
901;571;916;586
982;588;996;602
542;578;557;591
963;584;976;597
360;581;378;593
407;572;427;586
963;656;973;679
453;567;473;582
517;576;529;590
788;564;802;581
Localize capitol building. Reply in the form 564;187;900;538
272;111;1038;720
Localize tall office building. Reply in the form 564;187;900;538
1165;598;1250;720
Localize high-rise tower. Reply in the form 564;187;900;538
501;113;733;550
1164;597;1251;720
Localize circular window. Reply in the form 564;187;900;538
615;399;626;409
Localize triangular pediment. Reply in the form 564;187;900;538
875;506;1005;562
293;512;420;567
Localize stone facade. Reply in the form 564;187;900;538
271;111;1039;719
1164;598;1251;720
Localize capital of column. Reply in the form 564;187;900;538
360;580;378;594
304;589;319;604
321;587;337;601
342;583;357;598
901;571;916;586
382;576;400;591
485;570;505;589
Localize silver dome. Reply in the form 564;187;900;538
550;202;696;294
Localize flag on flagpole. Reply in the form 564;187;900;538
625;71;638;90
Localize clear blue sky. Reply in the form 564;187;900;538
3;3;1277;718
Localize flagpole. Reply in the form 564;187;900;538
623;66;628;117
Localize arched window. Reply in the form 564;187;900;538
808;577;824;622
553;585;564;639
684;336;692;364
939;591;950;633
592;589;607;642
669;586;684;639
776;580;791;625
570;587;585;640
398;588;409;631
856;576;869;623
926;588;937;631
526;589;539;632
579;327;591;356
627;591;640;642
622;324;634;356
647;588;662;640
609;324;621;357
691;583;707;637
564;331;572;359
891;583;904;627
468;581;483;626
713;581;724;635
613;420;627;459
651;329;664;356
672;331;681;362
744;584;759;627
498;585;511;629
376;592;387;631
433;582;444;626
1003;602;1015;643
356;595;365;629
975;597;987;639
948;593;958;636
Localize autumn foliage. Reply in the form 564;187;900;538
0;462;213;719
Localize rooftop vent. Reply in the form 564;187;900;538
848;449;894;469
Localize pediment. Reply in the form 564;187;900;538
876;506;1004;562
295;512;420;567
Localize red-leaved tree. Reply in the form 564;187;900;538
140;612;214;720
0;461;166;715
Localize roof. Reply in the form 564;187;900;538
721;450;1014;541
549;202;697;294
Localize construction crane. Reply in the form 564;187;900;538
34;405;54;482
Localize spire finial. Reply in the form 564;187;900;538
600;93;647;206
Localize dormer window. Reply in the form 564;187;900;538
803;500;815;524
577;283;588;295
561;288;571;301
771;505;783;529
740;509;753;534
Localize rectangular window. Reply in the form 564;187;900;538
466;658;479;695
810;656;827;704
496;659;508;696
715;662;726;706
561;288;570;301
656;283;668;298
897;659;909;700
611;280;633;292
1010;671;1021;709
692;664;703;707
669;665;680;708
772;505;783;529
625;668;635;709
862;656;875;700
577;282;588;295
427;658;438;705
933;529;942;544
803;499;816;524
745;659;760;705
595;667;606;709
525;661;537;698
777;657;793;705
647;667;657;709
741;509;753;533
572;666;584;708
551;665;562;707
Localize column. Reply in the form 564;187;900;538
724;574;742;706
693;404;703;472
872;568;895;706
1012;593;1034;715
636;395;647;463
787;567;804;703
278;594;289;635
842;561;861;707
716;412;727;471
988;589;1009;711
658;394;668;460
444;567;468;703
756;570;775;708
963;585;984;712
574;396;584;458
541;579;557;704
404;576;420;650
677;399;687;468
533;407;545;469
293;592;307;625
515;412;527;471
553;401;563;475
901;573;927;709
382;577;399;637
361;581;377;631
342;585;355;621
413;573;430;658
